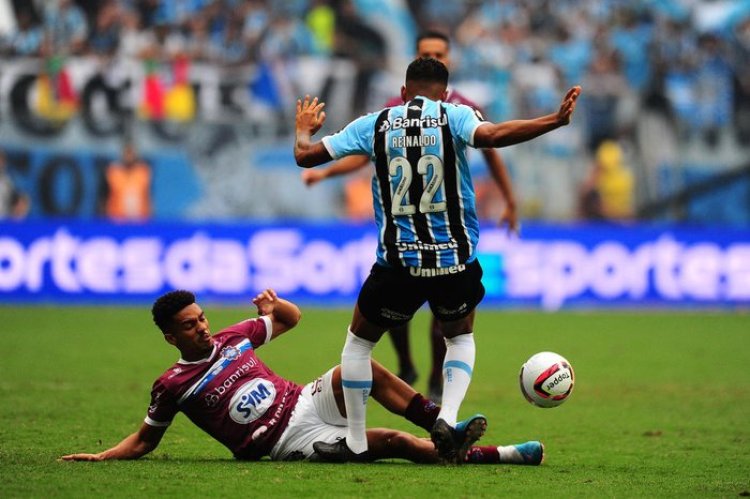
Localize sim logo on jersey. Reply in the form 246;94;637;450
228;379;276;424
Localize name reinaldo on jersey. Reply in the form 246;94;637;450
392;134;438;148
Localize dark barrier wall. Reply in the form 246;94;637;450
1;220;748;309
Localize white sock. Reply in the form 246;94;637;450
497;445;524;464
437;333;475;427
341;329;375;454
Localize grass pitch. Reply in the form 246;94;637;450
1;305;748;497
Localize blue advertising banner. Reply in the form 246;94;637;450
1;220;749;309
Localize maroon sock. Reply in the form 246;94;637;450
465;445;500;464
404;394;440;432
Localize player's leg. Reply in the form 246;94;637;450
427;260;486;463
330;361;467;435
387;322;418;385
367;360;441;432
466;442;545;465
328;362;443;434
365;429;543;465
319;264;425;460
435;312;476;427
327;364;542;465
366;428;439;463
338;305;385;455
428;315;446;402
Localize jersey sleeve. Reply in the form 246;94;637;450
446;104;487;148
321;113;378;159
221;316;272;348
145;378;178;428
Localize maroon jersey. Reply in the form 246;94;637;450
145;317;303;460
383;88;484;114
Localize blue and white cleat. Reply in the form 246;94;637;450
512;440;544;465
431;414;487;464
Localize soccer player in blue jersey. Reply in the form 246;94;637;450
294;57;581;463
302;30;518;403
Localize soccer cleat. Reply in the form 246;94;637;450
431;414;487;464
311;438;372;463
513;441;544;465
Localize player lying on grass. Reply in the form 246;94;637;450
61;289;542;465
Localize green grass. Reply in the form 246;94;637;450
1;305;748;497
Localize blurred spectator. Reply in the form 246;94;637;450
7;9;43;56
214;18;251;66
548;24;592;88
344;170;374;221
242;0;270;53
118;9;155;59
608;6;653;92
306;0;335;55
0;151;29;219
513;42;562;118
42;0;88;55
103;143;152;221
332;0;386;117
582;46;629;152
694;33;733;147
578;140;634;221
88;0;121;57
732;17;750;143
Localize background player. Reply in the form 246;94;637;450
294;57;580;462
60;288;543;465
301;31;519;402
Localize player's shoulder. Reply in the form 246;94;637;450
211;326;255;347
153;362;188;392
442;100;484;120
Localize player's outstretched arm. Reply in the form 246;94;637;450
294;95;333;168
253;289;302;339
60;422;167;461
301;154;370;186
474;86;581;149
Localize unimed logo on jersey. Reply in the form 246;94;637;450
228;379;276;424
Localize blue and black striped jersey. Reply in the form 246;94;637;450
322;96;487;268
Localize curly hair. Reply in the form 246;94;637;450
151;290;196;333
405;57;449;86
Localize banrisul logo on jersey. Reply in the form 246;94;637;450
228;379;276;424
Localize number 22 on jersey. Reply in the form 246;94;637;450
388;154;447;216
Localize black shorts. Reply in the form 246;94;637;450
357;260;485;328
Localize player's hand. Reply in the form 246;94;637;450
556;86;581;125
60;453;104;462
499;203;520;236
301;168;327;186
296;95;326;136
253;289;278;316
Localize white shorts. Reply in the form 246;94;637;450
269;367;348;461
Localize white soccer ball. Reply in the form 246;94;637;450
519;351;575;408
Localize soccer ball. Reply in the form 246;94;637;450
519;352;575;408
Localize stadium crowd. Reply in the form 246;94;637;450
2;0;748;142
1;0;748;223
